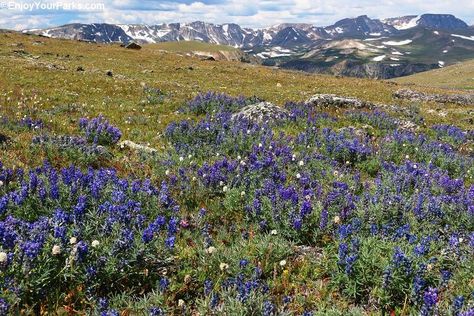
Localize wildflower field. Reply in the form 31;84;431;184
0;32;473;315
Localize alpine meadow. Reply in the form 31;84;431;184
0;3;473;316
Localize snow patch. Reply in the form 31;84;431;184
442;49;448;53
383;39;412;46
222;24;229;37
438;61;445;67
391;16;420;30
372;55;386;61
451;34;474;41
392;51;403;55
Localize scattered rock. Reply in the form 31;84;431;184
77;66;85;72
293;245;323;262
276;83;282;88
305;94;375;109
231;102;289;124
396;119;418;131
188;66;194;71
339;125;373;138
393;89;474;106
36;63;66;71
125;42;142;50
201;56;216;61
106;70;113;77
118;140;157;154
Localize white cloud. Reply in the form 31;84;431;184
0;0;472;30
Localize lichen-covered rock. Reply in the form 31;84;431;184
118;140;157;154
393;89;474;105
231;102;289;123
305;94;375;109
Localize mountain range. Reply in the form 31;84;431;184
26;14;474;79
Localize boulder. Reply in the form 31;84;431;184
125;42;142;50
305;94;375;109
118;140;157;154
231;102;289;124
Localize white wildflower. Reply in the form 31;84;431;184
240;191;246;197
334;216;341;224
206;246;216;254
296;173;301;179
270;229;278;235
92;240;100;248
219;262;229;271
178;299;185;307
52;245;61;255
279;260;287;267
298;160;304;166
165;170;170;176
69;237;77;245
0;252;8;263
179;156;184;162
223;186;228;192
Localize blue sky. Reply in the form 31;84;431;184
1;0;473;30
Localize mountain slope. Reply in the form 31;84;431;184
25;14;474;79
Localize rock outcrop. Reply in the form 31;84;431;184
393;89;474;105
305;94;375;109
231;102;289;123
118;140;157;154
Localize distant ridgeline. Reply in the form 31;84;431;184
26;14;474;79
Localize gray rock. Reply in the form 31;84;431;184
231;102;289;123
106;70;113;77
118;140;157;154
393;89;474;105
305;94;375;109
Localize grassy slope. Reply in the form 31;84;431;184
0;31;472;171
149;40;239;52
392;58;474;90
